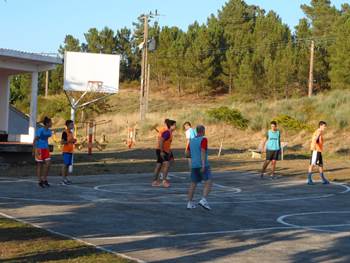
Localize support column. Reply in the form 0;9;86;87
0;74;10;133
28;71;39;141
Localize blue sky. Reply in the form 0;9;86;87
0;0;345;53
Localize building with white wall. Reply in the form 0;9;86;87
0;48;62;144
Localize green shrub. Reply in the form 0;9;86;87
273;114;311;131
207;107;249;129
334;110;350;130
38;95;70;121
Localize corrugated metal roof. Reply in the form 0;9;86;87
0;48;62;64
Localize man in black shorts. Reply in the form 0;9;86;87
261;121;281;179
152;119;176;188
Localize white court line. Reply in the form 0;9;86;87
1;177;349;205
0;196;86;203
277;211;350;233
0;179;30;183
0;211;145;263
94;184;240;195
85;226;298;240
169;173;242;193
85;222;350;241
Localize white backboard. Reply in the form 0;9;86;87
64;51;120;94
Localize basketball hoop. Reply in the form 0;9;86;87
63;51;121;173
87;81;104;92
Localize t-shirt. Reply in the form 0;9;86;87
185;128;197;140
61;129;74;153
266;130;281;151
187;137;208;151
311;129;324;152
35;127;52;149
157;127;173;153
188;136;209;168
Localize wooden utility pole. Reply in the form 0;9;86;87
139;11;160;121
145;63;150;113
308;40;315;98
45;71;49;97
140;15;149;121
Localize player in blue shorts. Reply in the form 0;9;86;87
61;120;77;185
185;125;212;210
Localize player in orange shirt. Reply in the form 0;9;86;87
307;121;329;185
152;119;176;188
61;120;77;185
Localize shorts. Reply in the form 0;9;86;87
310;151;323;166
35;148;51;162
156;150;174;164
266;150;280;161
191;166;212;183
63;153;73;166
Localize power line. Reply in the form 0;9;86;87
145;35;337;60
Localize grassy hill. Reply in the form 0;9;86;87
31;84;350;159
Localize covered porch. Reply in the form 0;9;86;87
0;48;62;157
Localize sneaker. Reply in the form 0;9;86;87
187;202;196;209
322;180;330;185
162;180;171;188
307;180;314;185
199;198;211;211
38;181;45;188
61;180;72;186
271;174;278;180
43;181;50;187
152;180;161;187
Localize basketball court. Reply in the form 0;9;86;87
1;172;349;262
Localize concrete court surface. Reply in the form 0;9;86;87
0;171;350;263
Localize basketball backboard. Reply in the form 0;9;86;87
64;51;120;94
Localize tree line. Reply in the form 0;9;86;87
10;0;350;106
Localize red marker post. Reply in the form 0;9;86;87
88;121;94;155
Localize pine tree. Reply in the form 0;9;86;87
329;8;350;89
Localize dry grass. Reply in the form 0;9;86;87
0;218;132;262
43;84;350;161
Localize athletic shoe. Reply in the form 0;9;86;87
307;180;314;185
43;181;50;187
187;201;196;209
152;180;161;187
162;180;171;188
199;198;211;210
38;181;45;188
61;180;72;186
322;180;330;185
271;174;278;180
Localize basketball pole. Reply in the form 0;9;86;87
69;98;75;174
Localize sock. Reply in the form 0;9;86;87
320;173;328;182
308;172;313;182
